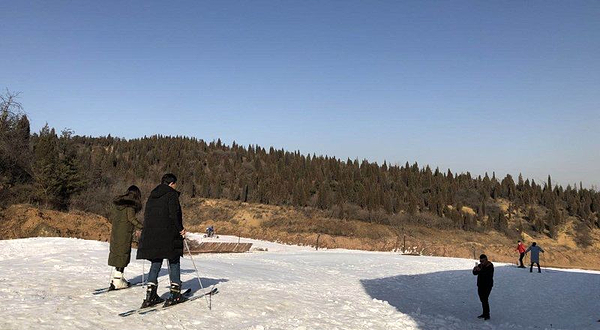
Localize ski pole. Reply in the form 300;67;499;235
142;260;145;287
108;267;114;286
184;238;211;309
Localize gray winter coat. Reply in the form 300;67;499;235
525;245;544;263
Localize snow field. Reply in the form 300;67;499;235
0;236;598;330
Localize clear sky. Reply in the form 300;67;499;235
1;1;599;188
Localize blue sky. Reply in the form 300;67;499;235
1;1;599;188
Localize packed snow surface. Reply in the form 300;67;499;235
0;235;598;330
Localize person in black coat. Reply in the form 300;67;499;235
136;173;187;308
472;254;494;320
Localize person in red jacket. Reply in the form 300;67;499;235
516;241;527;268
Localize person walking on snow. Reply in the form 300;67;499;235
525;242;544;273
516;240;527;268
108;185;143;290
473;254;494;320
136;174;187;308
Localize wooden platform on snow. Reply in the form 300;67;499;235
189;242;253;254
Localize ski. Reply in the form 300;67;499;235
139;287;218;315
118;288;194;317
93;282;144;295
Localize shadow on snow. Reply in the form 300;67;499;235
360;265;600;329
128;269;228;296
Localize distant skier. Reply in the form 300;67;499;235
206;225;215;238
472;254;494;320
107;185;143;290
525;242;544;273
516;240;527;268
136;174;187;308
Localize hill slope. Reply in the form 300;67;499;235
182;198;600;270
2;200;599;270
0;204;110;241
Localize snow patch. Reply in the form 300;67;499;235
0;236;598;329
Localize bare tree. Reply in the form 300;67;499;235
1;89;31;195
0;89;23;119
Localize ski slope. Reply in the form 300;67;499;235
0;236;598;330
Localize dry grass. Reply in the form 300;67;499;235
0;204;111;242
183;198;600;270
461;206;476;216
2;199;599;271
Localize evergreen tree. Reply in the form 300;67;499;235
54;129;87;210
496;212;508;232
32;124;60;206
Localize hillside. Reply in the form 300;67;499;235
3;110;599;247
182;198;600;270
3;107;600;271
2;199;599;271
0;204;110;242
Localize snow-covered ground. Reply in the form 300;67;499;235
0;235;598;330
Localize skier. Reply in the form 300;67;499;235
525;242;544;273
472;254;494;320
206;225;215;238
136;174;187;308
516;240;527;268
108;185;143;290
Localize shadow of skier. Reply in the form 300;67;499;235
181;277;228;295
360;265;600;329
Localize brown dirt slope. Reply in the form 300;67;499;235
0;204;110;242
2;200;599;271
183;198;600;271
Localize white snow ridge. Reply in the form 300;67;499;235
0;236;598;330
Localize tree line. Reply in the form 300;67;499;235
1;90;598;241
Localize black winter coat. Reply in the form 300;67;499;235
473;261;494;288
136;184;184;260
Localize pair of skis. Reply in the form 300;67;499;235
118;287;219;317
92;281;143;295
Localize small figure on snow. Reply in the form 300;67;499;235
516;240;527;268
108;185;143;290
136;174;187;308
206;225;215;238
473;254;494;321
525;242;544;273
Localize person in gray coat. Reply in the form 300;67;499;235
525;242;544;273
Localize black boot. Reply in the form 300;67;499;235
163;283;187;307
141;283;164;308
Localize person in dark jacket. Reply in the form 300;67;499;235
525;242;544;273
108;185;143;290
473;254;494;320
136;173;186;308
